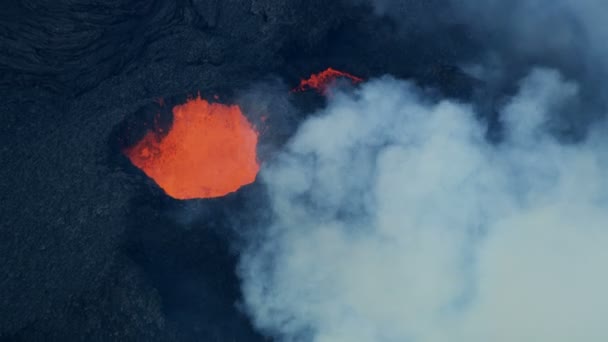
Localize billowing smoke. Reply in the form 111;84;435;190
231;1;608;340
237;68;608;341
359;0;608;138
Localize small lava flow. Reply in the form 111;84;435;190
124;68;361;200
292;67;363;94
124;96;260;200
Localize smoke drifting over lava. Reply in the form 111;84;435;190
233;2;608;340
238;70;608;341
7;0;608;340
119;1;608;340
124;96;259;200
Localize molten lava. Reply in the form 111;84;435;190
293;67;363;94
124;96;259;200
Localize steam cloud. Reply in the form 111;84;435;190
362;0;608;137
238;69;608;341
234;1;608;341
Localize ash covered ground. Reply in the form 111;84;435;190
2;0;607;341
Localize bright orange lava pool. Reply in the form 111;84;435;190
124;96;259;200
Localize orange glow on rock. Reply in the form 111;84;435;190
293;67;363;94
124;96;260;200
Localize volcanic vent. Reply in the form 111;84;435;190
293;67;363;94
124;96;260;200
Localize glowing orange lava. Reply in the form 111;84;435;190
292;67;363;94
124;96;259;200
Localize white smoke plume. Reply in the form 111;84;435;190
238;69;608;341
358;0;608;136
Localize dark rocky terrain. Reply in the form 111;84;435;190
0;1;475;340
